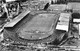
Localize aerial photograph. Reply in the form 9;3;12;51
0;0;80;51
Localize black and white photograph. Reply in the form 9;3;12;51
0;0;80;51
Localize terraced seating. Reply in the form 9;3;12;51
56;13;71;31
4;10;30;27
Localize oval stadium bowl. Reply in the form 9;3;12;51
3;10;67;45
